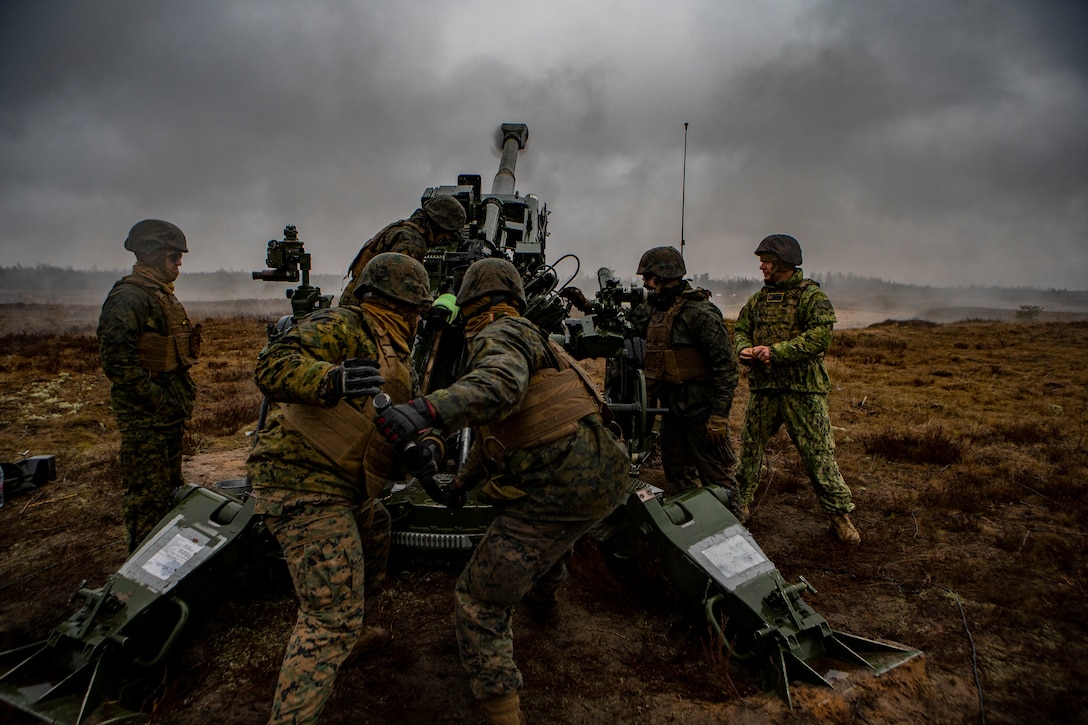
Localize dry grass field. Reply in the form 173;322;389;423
1;309;1086;724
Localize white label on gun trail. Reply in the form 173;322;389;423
704;536;764;578
689;529;775;591
142;533;204;580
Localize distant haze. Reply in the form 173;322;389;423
1;1;1086;289
3;267;1086;337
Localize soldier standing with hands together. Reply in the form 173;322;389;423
733;234;860;544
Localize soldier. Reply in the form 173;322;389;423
373;258;629;725
340;194;467;305
630;246;739;495
733;234;860;544
97;219;200;552
246;253;432;724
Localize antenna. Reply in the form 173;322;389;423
681;122;689;257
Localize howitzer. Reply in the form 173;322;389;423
411;123;569;394
390;123;576;556
387;121;921;703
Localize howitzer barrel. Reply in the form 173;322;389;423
491;123;529;195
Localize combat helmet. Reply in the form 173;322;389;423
754;234;803;267
637;246;686;279
455;258;526;310
124;219;188;256
422;195;468;232
357;252;434;307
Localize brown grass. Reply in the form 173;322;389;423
1;315;1087;724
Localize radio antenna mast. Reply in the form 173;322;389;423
681;122;689;258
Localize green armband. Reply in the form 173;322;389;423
433;293;460;323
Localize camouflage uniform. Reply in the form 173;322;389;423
98;262;198;552
424;313;629;701
247;301;409;724
733;269;855;514
630;281;739;492
341;196;466;306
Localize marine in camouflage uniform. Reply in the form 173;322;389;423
339;194;467;306
97;220;199;552
374;258;629;725
629;246;739;494
246;253;432;724
733;234;860;544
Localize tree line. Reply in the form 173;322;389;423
2;264;1085;308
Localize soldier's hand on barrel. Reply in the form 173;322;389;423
374;398;439;444
328;358;384;402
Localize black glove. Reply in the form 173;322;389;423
559;286;592;313
327;358;384;402
373;398;438;445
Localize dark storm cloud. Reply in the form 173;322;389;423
0;1;1084;289
690;0;1088;283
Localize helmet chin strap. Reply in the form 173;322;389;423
648;280;682;308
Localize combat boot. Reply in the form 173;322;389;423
522;588;560;626
732;502;751;525
342;625;393;667
480;691;527;725
830;514;861;545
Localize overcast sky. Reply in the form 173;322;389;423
2;0;1086;291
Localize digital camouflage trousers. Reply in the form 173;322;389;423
736;390;854;514
255;489;391;725
119;422;185;552
454;512;600;700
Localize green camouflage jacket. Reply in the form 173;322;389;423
247;306;393;501
426;315;629;522
629;283;738;420
733;270;836;393
97;277;196;430
340;211;429;306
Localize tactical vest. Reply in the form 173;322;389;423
477;336;607;456
118;276;200;372
751;279;817;347
643;291;712;386
342;220;427;303
278;308;411;498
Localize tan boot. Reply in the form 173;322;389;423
342;625;392;668
830;513;861;545
480;691;527;725
732;502;751;525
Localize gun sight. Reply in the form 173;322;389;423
251;224;333;319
